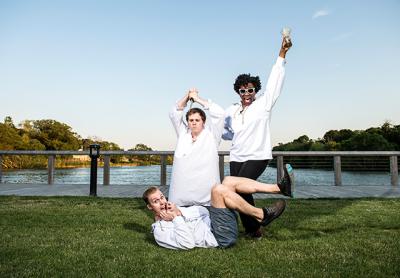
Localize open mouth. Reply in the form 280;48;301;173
243;97;253;103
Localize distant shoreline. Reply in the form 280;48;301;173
1;162;174;171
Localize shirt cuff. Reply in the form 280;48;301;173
276;56;286;67
172;216;185;225
174;101;185;111
203;99;212;110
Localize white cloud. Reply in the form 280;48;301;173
312;9;330;19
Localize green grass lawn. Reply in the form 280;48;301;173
0;196;399;277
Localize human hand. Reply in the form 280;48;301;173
159;209;178;221
188;88;199;102
279;37;292;58
166;202;181;216
281;37;292;51
283;39;292;50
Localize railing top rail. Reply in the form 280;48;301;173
272;151;400;156
0;150;399;156
0;150;175;155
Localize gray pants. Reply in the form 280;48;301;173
208;206;238;248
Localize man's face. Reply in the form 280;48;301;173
146;189;168;215
188;112;204;134
239;83;256;106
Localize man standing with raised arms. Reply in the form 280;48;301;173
168;89;225;206
223;36;293;238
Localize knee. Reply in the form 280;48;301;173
211;184;227;198
222;176;235;186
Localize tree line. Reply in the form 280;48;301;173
0;117;168;169
272;121;400;171
1;117;399;170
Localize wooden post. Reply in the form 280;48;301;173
48;155;55;185
277;156;284;183
0;155;2;184
390;156;398;186
103;155;110;185
334;156;342;186
160;155;167;186
219;155;225;182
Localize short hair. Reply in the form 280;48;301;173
233;74;262;94
142;186;159;204
186;108;206;122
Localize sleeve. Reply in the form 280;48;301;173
169;104;187;137
257;56;286;112
205;100;226;145
152;217;196;250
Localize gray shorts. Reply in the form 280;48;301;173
208;206;238;248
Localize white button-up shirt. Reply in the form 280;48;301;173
168;101;225;206
152;206;218;250
223;57;286;162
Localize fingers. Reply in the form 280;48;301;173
160;210;176;221
189;87;198;93
167;201;173;210
188;89;199;101
281;37;292;50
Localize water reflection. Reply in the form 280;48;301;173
1;165;393;186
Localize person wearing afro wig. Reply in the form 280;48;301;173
222;37;293;239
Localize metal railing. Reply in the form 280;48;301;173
0;150;399;186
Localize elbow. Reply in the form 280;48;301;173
179;240;195;250
183;243;195;250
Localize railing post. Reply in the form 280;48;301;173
103;155;110;185
48;155;55;185
0;155;3;183
160;155;166;186
219;155;225;182
277;156;284;183
334;156;342;186
390;156;398;186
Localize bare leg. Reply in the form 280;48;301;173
221;176;280;194
211;184;264;222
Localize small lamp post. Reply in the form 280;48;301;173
89;144;100;196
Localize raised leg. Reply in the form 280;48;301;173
211;184;264;222
222;176;280;194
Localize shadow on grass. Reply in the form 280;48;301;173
254;198;359;241
123;221;155;244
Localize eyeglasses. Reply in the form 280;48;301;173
238;88;256;94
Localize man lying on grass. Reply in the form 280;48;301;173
143;164;294;250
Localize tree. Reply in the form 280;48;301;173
4;116;16;129
26;120;81;150
377;122;400;150
128;144;159;165
0;123;23;150
340;131;394;151
131;144;153;151
81;137;123;163
323;129;354;143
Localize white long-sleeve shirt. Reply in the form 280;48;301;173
223;57;286;162
152;206;219;250
168;101;225;206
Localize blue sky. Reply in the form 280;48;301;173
1;0;399;150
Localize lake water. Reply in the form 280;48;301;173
1;164;395;186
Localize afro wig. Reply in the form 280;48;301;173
233;74;262;94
